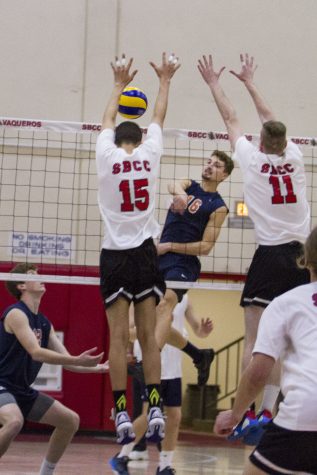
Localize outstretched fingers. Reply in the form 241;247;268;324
150;52;181;79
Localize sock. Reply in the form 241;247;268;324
259;385;280;414
39;459;56;475
118;441;135;458
181;341;202;363
146;384;161;408
159;450;174;471
113;390;127;413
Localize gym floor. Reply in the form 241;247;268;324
2;430;250;474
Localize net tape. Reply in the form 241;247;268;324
0;116;316;145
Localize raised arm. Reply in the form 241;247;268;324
230;53;276;124
168;178;192;214
198;54;242;150
149;52;181;128
157;206;227;257
101;54;138;131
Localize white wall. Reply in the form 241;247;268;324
1;0;316;135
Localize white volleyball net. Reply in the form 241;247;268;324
0;117;316;288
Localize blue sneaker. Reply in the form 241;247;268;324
243;409;272;446
227;410;257;441
109;454;130;475
156;467;176;474
115;411;136;445
146;406;165;443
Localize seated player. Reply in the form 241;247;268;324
0;263;107;475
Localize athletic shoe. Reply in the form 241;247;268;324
156;467;176;474
128;449;149;461
146;406;165;443
257;409;273;426
227;410;257;441
243;409;273;446
115;411;136;445
195;349;215;386
109;454;130;475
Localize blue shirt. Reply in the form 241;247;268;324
159;180;227;279
0;301;51;394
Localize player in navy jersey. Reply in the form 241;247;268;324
155;150;234;386
198;52;310;443
96;53;180;447
0;263;107;475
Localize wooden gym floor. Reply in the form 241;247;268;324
1;431;251;474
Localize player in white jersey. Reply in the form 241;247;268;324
96;53;180;446
109;295;213;475
214;226;317;475
197;52;310;442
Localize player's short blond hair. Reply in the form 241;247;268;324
261;121;287;155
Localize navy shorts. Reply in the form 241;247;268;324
159;254;200;302
0;388;54;420
100;238;166;308
250;422;317;474
134;374;182;407
161;378;182;407
241;241;309;308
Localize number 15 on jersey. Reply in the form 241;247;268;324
119;179;150;212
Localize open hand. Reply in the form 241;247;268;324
197;54;225;86
150;52;181;80
230;53;257;83
110;54;138;88
76;347;104;367
197;318;214;337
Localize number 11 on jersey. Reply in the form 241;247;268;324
269;175;297;204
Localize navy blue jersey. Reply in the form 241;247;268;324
159;180;227;279
0;301;51;394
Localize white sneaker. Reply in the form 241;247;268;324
129;449;149;461
146;407;165;443
115;411;136;445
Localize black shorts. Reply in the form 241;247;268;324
100;238;166;308
250;422;317;474
0;388;55;420
161;378;182;407
241;241;309;308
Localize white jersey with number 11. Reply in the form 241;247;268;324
233;136;310;245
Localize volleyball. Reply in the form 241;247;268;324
118;87;148;119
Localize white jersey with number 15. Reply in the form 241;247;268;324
96;123;162;250
233;136;310;245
